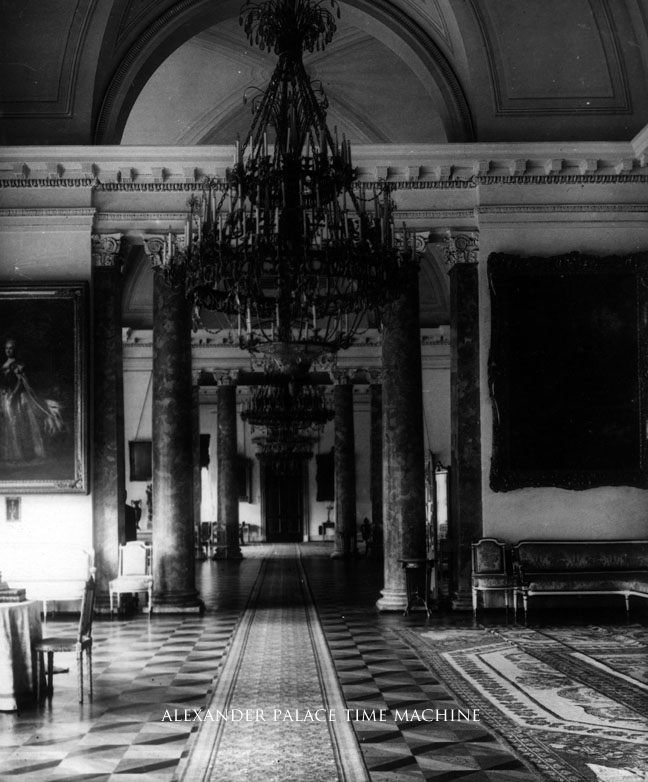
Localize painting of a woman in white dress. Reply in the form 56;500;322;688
0;284;87;493
0;337;63;464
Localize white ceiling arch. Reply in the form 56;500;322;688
100;0;473;145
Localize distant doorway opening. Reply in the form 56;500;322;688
261;458;308;542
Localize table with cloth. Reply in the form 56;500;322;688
0;600;42;711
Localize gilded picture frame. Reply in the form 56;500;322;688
0;284;88;493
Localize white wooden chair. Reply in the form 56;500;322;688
35;576;96;703
109;542;153;614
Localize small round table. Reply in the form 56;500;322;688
398;559;434;616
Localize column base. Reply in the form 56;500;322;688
153;591;204;613
153;602;203;614
376;588;408;612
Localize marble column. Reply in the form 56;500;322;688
377;261;427;611
446;234;483;610
369;379;383;550
331;378;356;559
192;382;202;551
151;269;201;611
91;235;126;611
217;381;242;559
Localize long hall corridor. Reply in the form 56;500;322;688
0;544;646;782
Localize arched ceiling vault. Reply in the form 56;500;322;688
3;0;646;146
102;0;472;145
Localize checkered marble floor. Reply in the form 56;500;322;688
301;554;540;782
0;544;553;781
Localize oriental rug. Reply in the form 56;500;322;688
399;624;648;782
178;548;368;782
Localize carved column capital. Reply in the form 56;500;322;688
442;232;479;272
331;368;353;386
144;233;187;268
142;235;167;267
393;228;430;256
212;369;239;386
91;233;124;268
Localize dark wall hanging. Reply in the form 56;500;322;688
488;251;648;491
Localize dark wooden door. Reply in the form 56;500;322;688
263;460;304;542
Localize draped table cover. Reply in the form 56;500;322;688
0;600;42;711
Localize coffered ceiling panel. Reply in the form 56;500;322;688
472;0;629;115
0;0;93;114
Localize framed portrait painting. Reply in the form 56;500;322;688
0;284;87;493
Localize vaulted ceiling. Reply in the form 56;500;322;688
1;0;647;147
2;0;647;329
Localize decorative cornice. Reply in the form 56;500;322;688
2;144;646;188
476;174;648;185
395;209;476;221
2;173;645;190
0;179;95;188
478;203;648;215
96;212;191;223
0;208;95;217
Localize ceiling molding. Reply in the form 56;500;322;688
469;0;632;117
1;0;99;119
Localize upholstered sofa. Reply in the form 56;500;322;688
0;545;95;616
512;539;648;617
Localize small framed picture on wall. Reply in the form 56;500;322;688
5;496;20;522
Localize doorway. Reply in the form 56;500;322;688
261;458;306;542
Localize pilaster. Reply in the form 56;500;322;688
91;234;126;611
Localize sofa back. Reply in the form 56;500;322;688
513;540;648;572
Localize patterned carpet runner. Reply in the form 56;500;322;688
179;547;368;782
400;624;648;782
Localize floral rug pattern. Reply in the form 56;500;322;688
400;624;648;782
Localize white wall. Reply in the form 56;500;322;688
0;204;95;571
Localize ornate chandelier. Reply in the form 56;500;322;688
161;0;405;370
241;378;333;433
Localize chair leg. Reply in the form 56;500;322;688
77;649;83;704
46;651;54;696
88;648;93;703
36;651;43;699
147;587;152;614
